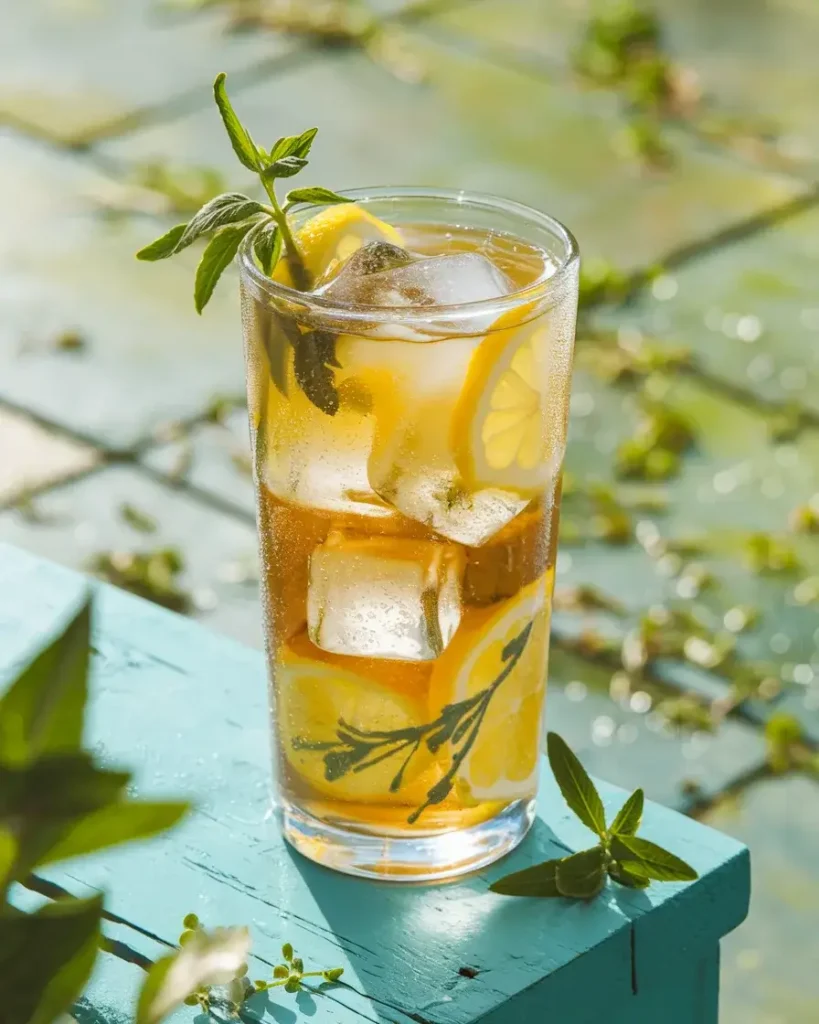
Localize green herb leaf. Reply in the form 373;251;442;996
0;895;103;1024
213;72;259;172
0;597;90;766
263;156;309;180
36;800;188;867
120;502;158;534
253;221;282;277
323;967;344;982
175;193;265;254
609;788;644;837
284;977;301;993
273;964;289;979
293;329;340;416
183;914;199;930
489;858;560;897
546;732;607;838
286;186;352;206
270;128;318;161
282;942;293;962
610;835;698;882
556;846;606;899
194;221;255;314
137;926;251;1024
608;860;651;889
136;223;188;262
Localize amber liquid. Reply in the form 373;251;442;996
243;222;574;840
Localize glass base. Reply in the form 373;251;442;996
281;797;536;882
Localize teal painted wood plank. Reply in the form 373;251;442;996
0;544;749;1023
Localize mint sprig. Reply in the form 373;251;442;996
490;732;698;899
136;72;351;305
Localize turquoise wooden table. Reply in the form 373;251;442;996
0;543;750;1024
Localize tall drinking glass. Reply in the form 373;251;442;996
238;188;579;880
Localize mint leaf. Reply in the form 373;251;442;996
608;860;650;889
270;128;318;162
0;895;103;1024
286;187;352;206
556;846;606;899
610;835;698;882
253;221;282;277
136;223;187;262
546;732;606;838
293;329;340;416
176;194;265;253
489;858;560;897
0;597;90;766
213;72;260;172
609;787;644;837
194;221;255;314
263;156;309;180
37;800;188;867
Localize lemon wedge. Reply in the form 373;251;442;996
278;633;434;803
428;574;552;802
274;203;403;286
453;310;567;498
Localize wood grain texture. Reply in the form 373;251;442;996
0;543;750;1023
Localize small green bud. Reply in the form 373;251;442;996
323;967;344;983
282;942;294;961
284;977;301;993
182;913;199;929
291;957;304;974
254;979;269;991
184;995;198;1006
273;964;289;979
179;929;195;946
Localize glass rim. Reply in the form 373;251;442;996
237;186;579;329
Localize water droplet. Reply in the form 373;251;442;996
592;715;616;745
793;664;814;686
736;315;762;342
630;691;652;714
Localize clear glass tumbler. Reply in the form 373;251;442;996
238;188;579;880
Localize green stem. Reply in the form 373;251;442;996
260;180;311;291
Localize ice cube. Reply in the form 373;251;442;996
367;397;529;547
307;531;465;662
317;242;513;335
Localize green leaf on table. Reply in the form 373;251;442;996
610;835;698;882
263;156;309;180
609;788;644;837
546;732;606;837
556;846;606;899
286;186;352;207
213;72;260;172
489;858;560;897
608;860;651;889
137;926;251;1024
175;193;265;254
0;597;90;766
0;754;128;817
0;895;103;1024
136;223;187;262
195;221;255;314
37;800;189;867
253;221;282;277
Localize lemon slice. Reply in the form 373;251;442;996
278;634;434;803
428;575;552;803
274;203;403;286
453;311;567;498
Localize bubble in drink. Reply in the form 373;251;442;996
307;530;465;661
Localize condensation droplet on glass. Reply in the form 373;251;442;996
652;275;678;301
564;680;588;702
770;632;791;654
793;663;814;686
630;691;652;714
712;469;738;495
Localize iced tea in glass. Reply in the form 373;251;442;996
238;189;579;880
